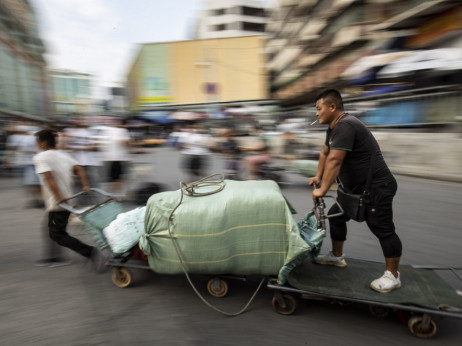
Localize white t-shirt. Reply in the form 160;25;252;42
64;127;99;166
180;132;211;156
33;149;78;211
99;126;131;162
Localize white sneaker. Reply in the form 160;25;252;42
314;251;347;267
370;271;401;293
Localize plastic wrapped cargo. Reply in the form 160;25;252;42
103;207;146;256
140;179;323;284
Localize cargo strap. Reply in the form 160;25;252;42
167;173;265;316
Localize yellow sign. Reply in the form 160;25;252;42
137;96;174;104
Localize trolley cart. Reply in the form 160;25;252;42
267;196;462;339
59;188;246;294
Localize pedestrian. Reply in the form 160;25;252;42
33;129;103;269
179;125;212;182
220;127;241;179
241;127;272;180
99;118;132;198
309;89;402;293
62;117;101;196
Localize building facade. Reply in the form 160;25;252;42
195;0;269;39
265;0;462;125
49;69;94;117
126;36;268;109
0;0;50;120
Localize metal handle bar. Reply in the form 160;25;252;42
316;195;344;219
312;184;344;232
58;188;113;215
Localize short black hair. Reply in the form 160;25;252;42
35;129;57;148
315;89;344;111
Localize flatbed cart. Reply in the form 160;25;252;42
60;188;246;296
267;196;462;338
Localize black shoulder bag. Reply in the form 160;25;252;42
336;149;376;222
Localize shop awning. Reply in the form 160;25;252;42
139;112;174;123
377;48;462;78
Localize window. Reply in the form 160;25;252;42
214;24;227;31
242;22;265;32
212;8;226;16
242;6;267;17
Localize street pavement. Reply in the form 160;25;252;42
1;147;461;345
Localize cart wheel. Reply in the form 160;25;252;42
272;294;297;315
112;267;132;288
408;315;437;338
207;278;228;297
369;304;390;318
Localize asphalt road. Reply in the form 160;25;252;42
1;147;461;345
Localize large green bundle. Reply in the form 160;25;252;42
140;179;322;283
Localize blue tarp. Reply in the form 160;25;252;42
139;112;174;123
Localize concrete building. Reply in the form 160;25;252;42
194;0;269;39
265;0;462;125
0;0;50;121
48;69;94;118
126;36;268;109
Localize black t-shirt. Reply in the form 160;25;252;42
325;114;393;193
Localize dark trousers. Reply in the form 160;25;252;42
48;211;93;258
41;214;62;260
328;178;402;258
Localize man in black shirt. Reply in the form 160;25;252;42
309;89;402;293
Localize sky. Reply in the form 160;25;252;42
30;0;205;98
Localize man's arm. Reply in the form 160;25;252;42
312;149;346;201
42;171;66;203
309;144;329;186
73;165;90;193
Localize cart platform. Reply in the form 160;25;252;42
287;258;462;312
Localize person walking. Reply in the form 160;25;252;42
309;89;402;293
33;129;103;269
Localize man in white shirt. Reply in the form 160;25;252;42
63;121;101;194
99;119;131;197
33;129;102;268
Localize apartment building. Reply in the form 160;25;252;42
266;0;462;116
195;0;269;39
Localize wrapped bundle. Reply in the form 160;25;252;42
140;179;322;284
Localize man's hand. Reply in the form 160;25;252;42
312;187;326;204
82;185;90;194
309;176;321;187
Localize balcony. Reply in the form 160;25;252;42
267;46;302;71
331;24;367;47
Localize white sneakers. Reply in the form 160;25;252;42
314;251;347;267
370;270;401;293
315;252;402;293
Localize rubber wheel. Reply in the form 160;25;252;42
207;278;228;297
272;294;297;315
408;315;437;338
112;267;132;288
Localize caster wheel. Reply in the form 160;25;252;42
207;278;228;297
272;294;297;315
112;267;132;288
408;315;437;338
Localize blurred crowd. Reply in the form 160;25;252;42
0;116;322;207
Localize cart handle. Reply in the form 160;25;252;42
59;188;113;215
316;195;344;219
312;183;344;226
